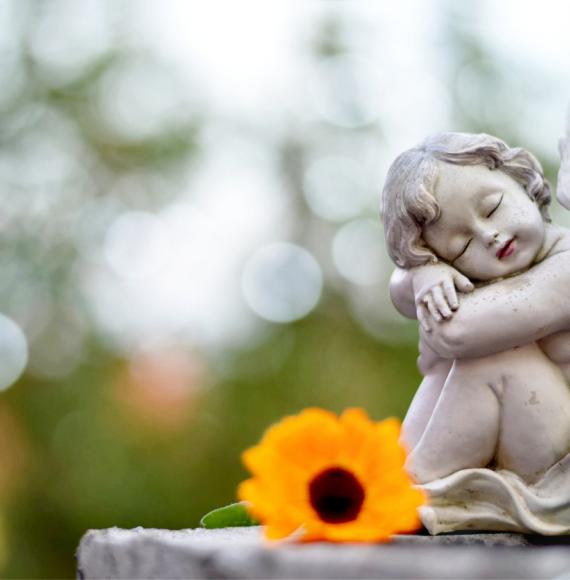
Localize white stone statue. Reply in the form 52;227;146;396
381;126;570;535
558;108;570;209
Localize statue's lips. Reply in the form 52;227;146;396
496;238;516;259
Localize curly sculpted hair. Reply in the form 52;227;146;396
381;132;552;268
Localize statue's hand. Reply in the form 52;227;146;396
412;263;473;332
419;321;461;360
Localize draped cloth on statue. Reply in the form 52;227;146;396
419;452;570;535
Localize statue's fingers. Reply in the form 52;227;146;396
452;271;474;294
442;278;459;310
417;304;432;333
433;285;452;318
442;280;459;310
423;293;442;322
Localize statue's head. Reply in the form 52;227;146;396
381;132;551;280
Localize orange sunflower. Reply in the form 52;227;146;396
238;407;426;542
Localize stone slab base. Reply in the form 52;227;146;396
77;526;570;579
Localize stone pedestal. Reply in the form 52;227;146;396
77;527;570;579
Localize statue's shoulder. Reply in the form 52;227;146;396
542;224;570;259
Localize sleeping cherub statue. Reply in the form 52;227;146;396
381;124;570;535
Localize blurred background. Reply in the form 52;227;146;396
0;0;569;576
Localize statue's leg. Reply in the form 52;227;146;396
498;343;570;481
405;355;501;484
401;360;453;452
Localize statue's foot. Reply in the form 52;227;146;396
418;505;438;535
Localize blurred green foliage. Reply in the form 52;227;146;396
0;1;565;577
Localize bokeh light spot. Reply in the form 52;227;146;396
104;211;171;280
96;58;190;141
28;0;113;87
303;156;370;222
332;219;386;286
0;314;28;391
309;54;384;128
242;243;323;323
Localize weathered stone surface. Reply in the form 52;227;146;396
77;526;570;579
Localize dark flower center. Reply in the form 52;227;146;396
309;467;365;524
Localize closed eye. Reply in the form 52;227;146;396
486;193;503;218
451;238;472;263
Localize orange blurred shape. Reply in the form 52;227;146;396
116;349;209;433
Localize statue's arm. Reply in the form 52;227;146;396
389;268;417;319
423;251;570;359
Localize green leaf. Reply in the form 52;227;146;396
200;501;260;528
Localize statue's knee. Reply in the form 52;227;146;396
405;455;432;484
452;346;531;376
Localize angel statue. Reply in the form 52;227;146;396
381;110;570;534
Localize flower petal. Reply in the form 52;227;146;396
238;408;425;543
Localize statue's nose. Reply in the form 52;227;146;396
481;229;499;247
